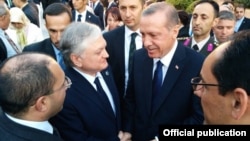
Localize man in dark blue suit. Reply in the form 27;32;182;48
23;3;72;69
0;53;68;141
71;0;102;29
50;22;131;141
123;2;205;141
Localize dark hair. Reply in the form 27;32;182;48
43;2;72;21
194;0;219;18
105;7;122;24
212;30;250;95
178;10;190;26
0;53;56;116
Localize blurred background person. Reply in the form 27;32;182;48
213;10;235;45
103;7;122;32
0;52;68;140
234;3;250;32
12;0;40;27
0;1;22;63
177;10;190;39
6;7;43;49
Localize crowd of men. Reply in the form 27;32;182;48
1;0;250;141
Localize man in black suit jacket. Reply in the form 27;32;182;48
23;3;72;67
0;53;68;141
72;0;102;29
103;0;144;98
50;22;131;141
234;4;250;32
123;2;204;141
91;0;105;29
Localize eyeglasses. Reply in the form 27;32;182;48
191;77;221;91
52;76;72;93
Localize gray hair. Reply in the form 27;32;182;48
142;2;179;30
218;10;236;21
59;22;102;67
0;2;8;16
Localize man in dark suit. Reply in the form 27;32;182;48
234;4;250;32
181;0;219;57
23;3;72;69
123;2;205;141
91;0;105;29
72;0;102;29
103;0;144;98
50;22;131;141
0;52;68;141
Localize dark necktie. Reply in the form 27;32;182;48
128;32;137;75
152;61;163;110
94;77;114;114
4;32;21;53
192;44;199;51
77;14;82;22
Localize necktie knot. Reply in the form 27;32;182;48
192;44;199;51
131;32;137;40
77;14;82;22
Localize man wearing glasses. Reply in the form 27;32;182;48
191;30;250;124
0;52;70;140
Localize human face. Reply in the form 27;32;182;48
11;22;24;30
118;0;143;31
72;0;87;12
235;7;245;20
45;12;71;48
75;35;109;76
193;42;232;124
0;10;10;30
107;13;120;31
213;19;235;43
140;12;178;58
192;3;217;41
47;60;69;117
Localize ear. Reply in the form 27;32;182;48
172;25;179;39
212;18;219;28
35;96;48;112
231;88;248;120
70;54;82;67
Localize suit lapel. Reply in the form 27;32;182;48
66;68;116;119
141;54;154;116
151;44;186;115
101;67;120;117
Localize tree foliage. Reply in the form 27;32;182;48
234;0;250;8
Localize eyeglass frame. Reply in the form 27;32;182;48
51;76;72;93
191;77;222;91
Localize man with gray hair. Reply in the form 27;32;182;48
213;10;236;45
50;22;131;141
0;1;21;63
